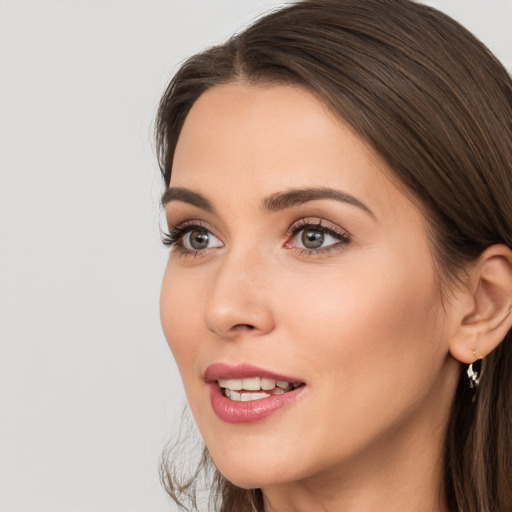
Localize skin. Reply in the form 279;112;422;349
160;82;472;512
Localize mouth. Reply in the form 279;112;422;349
218;377;304;402
204;363;306;423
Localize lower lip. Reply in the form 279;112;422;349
208;383;305;424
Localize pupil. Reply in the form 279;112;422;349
302;229;324;249
190;229;209;249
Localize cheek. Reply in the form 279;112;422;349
280;252;443;404
261;257;445;471
160;265;204;381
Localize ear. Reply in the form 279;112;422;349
449;244;512;364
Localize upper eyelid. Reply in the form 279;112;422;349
167;219;215;235
169;219;208;229
164;203;214;227
287;218;350;236
165;216;350;242
168;220;224;245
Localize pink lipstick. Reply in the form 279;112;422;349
204;363;306;424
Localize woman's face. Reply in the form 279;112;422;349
160;83;459;490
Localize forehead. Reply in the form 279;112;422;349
171;82;415;220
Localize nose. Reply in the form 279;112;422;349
204;247;275;340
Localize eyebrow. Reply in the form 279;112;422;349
162;186;374;218
262;187;375;218
161;187;215;212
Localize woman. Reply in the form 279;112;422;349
156;0;512;510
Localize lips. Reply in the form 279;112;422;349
204;363;306;424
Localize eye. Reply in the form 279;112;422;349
285;220;350;254
297;228;333;249
162;222;223;254
293;227;339;250
182;227;222;251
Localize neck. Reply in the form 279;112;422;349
262;438;448;512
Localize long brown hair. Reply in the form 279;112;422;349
156;1;512;510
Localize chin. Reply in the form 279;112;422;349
206;441;305;490
214;465;286;490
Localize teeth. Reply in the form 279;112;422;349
218;378;243;390
240;392;270;402
242;377;261;391
260;378;276;390
224;389;241;401
217;377;297;392
224;389;271;402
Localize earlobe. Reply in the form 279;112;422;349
449;244;512;365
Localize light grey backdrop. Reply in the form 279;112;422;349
1;1;510;511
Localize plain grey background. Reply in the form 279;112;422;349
1;1;511;511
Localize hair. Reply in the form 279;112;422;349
155;1;512;510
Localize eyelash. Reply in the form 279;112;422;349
162;219;351;257
161;221;212;256
284;219;351;256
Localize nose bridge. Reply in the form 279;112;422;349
204;242;275;338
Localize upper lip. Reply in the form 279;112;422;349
204;363;304;384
